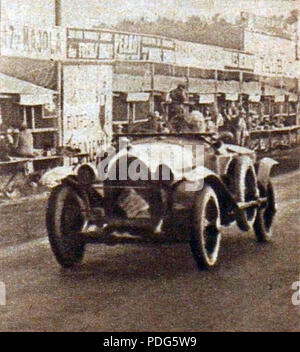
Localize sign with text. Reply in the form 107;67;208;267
67;28;113;60
223;50;255;71
175;40;224;70
114;32;141;60
1;22;65;60
141;36;175;64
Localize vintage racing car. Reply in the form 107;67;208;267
46;132;278;270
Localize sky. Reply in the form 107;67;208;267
1;0;299;27
61;0;300;26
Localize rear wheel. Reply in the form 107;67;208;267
190;185;221;270
254;182;276;242
46;185;86;268
227;157;258;231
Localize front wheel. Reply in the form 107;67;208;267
46;185;86;268
190;185;221;270
254;182;276;242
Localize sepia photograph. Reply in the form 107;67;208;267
0;0;299;333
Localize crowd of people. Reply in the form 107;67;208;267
126;84;297;147
129;84;249;146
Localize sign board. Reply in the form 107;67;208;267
67;28;176;64
63;64;113;150
19;94;54;106
274;95;285;103
244;30;296;77
141;36;175;64
249;95;261;103
199;94;215;104
175;40;224;70
1;22;65;60
127;92;150;102
288;93;298;102
115;32;141;60
225;93;239;101
67;28;113;60
65;27;256;72
223;50;254;71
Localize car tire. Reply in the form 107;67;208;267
190;185;221;270
227;157;258;231
46;185;86;268
254;182;276;242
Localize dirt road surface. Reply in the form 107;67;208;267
0;170;299;331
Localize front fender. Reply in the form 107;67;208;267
256;158;278;189
177;166;218;192
173;167;236;225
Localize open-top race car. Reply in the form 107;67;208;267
46;131;278;270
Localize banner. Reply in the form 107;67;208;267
199;94;215;104
114;32;142;61
225;93;239;101
127;92;150;102
1;22;66;60
223;49;254;71
175;41;224;70
244;30;296;77
249;95;261;103
67;28;113;60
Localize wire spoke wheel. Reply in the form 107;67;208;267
190;185;221;270
227;157;258;231
254;182;276;242
46;185;86;268
243;168;258;224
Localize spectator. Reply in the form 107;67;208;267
154;111;170;133
170;84;187;105
169;84;187;119
186;110;205;132
203;107;216;133
235;107;249;146
216;109;224;131
14;122;34;157
205;115;217;133
0;135;10;161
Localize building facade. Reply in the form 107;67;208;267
0;0;299;158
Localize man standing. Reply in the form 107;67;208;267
169;84;187;119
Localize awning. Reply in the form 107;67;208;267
217;80;239;94
242;81;261;95
127;92;150;102
249;95;261;103
288;93;298;102
113;74;151;92
188;78;216;94
0;73;56;105
199;94;215;104
19;94;55;106
274;95;285;103
263;85;282;96
225;93;239;101
153;75;186;92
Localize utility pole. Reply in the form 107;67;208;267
55;0;62;26
55;0;63;146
